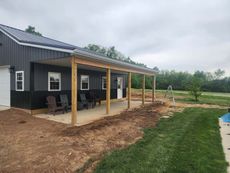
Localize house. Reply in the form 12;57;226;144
0;24;156;125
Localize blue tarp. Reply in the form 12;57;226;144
220;113;230;123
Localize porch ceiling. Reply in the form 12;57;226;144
33;57;129;74
33;55;155;75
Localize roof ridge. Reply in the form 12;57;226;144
0;23;76;47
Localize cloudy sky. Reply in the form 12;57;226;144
1;0;230;74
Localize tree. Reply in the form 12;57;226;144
153;66;160;72
84;44;146;67
214;69;225;80
25;26;42;36
187;77;202;102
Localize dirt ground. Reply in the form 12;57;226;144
0;102;171;173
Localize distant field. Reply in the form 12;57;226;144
157;90;230;97
132;88;230;106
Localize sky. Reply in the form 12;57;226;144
0;0;230;75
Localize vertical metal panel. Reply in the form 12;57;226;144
0;31;70;91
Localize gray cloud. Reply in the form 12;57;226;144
0;0;230;75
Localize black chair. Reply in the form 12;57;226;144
88;91;96;108
78;93;89;110
59;94;71;112
88;91;101;107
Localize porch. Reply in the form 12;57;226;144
36;100;143;126
34;50;156;126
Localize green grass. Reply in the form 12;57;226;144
142;89;230;106
95;108;228;173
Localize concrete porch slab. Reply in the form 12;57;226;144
35;100;143;126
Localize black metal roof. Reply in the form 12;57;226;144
0;24;76;50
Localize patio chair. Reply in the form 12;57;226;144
59;94;71;112
79;93;90;110
46;96;65;115
88;91;101;107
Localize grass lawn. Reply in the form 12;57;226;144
94;108;228;173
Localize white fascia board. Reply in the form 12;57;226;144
0;28;74;53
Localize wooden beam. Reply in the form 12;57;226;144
73;57;154;76
71;57;77;126
128;72;132;109
106;68;111;114
74;57;108;69
152;75;156;102
142;74;145;105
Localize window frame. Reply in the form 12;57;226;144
80;75;89;90
102;76;106;90
15;71;24;91
48;72;61;92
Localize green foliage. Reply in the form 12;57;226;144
187;77;203;101
214;69;225;80
25;25;42;36
157;70;230;93
85;44;146;67
95;108;228;173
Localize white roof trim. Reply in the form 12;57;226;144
0;28;74;53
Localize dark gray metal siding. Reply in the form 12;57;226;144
33;63;127;91
0;31;70;91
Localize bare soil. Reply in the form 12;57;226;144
0;102;167;173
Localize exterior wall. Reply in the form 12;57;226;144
0;31;70;109
0;31;70;91
29;63;127;109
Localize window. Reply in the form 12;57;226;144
16;71;24;91
81;75;89;90
48;72;61;91
102;76;106;90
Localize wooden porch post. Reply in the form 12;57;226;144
152;75;156;102
106;68;111;114
128;72;132;109
71;57;77;126
142;74;145;105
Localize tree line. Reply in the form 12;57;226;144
132;69;230;92
155;69;230;92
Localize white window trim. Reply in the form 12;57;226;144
15;71;24;91
80;75;89;90
102;76;106;90
48;72;61;91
